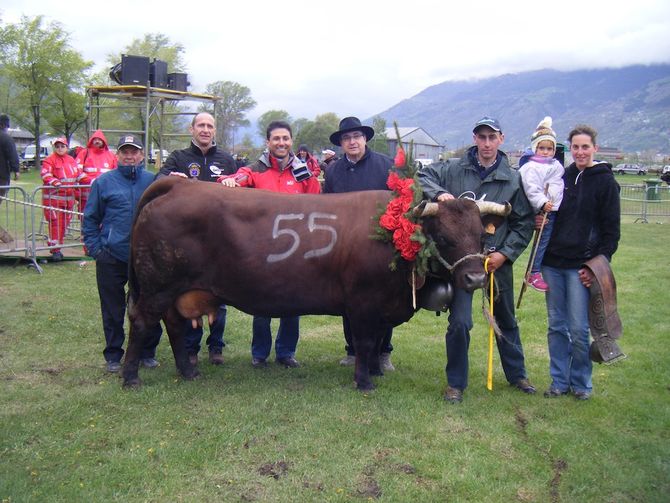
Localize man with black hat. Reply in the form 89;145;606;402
323;116;396;371
83;134;162;373
418;117;536;403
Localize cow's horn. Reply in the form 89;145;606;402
417;201;439;217
476;200;511;216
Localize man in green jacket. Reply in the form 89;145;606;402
418;117;536;403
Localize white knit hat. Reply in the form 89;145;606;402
530;116;557;152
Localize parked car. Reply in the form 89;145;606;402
614;163;647;175
21;145;50;167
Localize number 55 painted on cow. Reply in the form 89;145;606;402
267;212;338;263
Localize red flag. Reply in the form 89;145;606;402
394;147;406;168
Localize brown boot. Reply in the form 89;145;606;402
208;351;224;365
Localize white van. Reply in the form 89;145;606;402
22;145;49;166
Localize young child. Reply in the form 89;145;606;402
519;117;564;292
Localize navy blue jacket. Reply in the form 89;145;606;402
323;147;392;193
158;141;236;182
83;164;155;262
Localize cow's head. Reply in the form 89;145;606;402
415;199;510;292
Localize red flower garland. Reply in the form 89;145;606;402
380;171;422;261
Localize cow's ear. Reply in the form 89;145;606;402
481;215;505;235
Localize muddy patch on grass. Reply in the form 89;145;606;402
355;476;382;499
515;407;528;436
549;458;568;502
258;460;289;479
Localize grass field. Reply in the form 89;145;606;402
1;192;669;501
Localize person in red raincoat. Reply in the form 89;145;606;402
40;138;82;261
75;130;117;212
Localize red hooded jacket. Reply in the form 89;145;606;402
76;130;117;184
40;152;81;205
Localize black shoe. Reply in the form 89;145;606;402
543;387;569;398
574;391;592;401
251;357;267;368
276;356;300;368
106;361;121;373
512;378;536;394
51;251;64;262
444;386;463;404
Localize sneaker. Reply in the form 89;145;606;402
276;356;300;368
527;272;548;292
339;354;356;366
543;387;569;398
444;386;463;403
252;357;267;368
51;251;64;262
106;361;121;373
512;378;537;394
208;351;224;365
380;352;395;371
140;358;159;368
574;391;592;401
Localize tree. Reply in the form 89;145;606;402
200;81;256;149
256;110;292;141
43;50;92;141
1;16;73;165
293;113;340;153
368;115;389;155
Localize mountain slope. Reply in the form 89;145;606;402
374;65;670;153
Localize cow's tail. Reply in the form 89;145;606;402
127;177;180;307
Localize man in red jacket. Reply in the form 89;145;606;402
220;121;320;368
40;138;82;262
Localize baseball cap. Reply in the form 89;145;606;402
117;134;143;149
473;117;502;133
53;137;68;147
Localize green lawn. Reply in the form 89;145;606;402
1;210;668;502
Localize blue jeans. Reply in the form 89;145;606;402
251;316;299;360
184;305;227;355
542;265;592;393
531;212;555;274
445;262;528;390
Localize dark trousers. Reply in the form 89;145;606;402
342;314;394;356
184;304;227;355
95;252;161;363
445;262;527;390
251;316;299;360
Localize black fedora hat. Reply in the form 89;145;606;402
329;116;375;146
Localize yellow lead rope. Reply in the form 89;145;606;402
485;257;494;391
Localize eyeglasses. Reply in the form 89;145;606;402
340;132;365;143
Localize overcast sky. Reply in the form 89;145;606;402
3;0;670;123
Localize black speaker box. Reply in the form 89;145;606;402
121;55;150;85
150;59;168;88
168;72;189;92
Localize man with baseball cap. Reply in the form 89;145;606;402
83;134;162;373
418;117;536;403
323;116;396;371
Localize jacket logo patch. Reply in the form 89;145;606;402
209;165;222;175
188;163;201;177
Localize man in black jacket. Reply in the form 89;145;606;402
158;112;237;367
323;116;396;371
0;114;20;243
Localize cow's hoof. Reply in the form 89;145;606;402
355;381;376;392
122;377;142;388
180;367;201;380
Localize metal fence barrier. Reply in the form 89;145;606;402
1;184;89;273
620;183;670;223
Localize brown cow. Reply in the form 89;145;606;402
123;177;509;390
